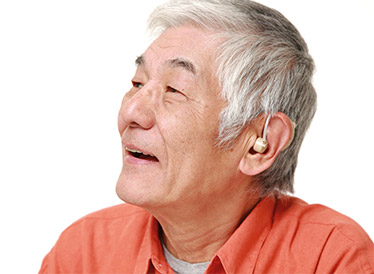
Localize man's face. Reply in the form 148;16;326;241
116;26;249;209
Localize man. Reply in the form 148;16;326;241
40;0;374;273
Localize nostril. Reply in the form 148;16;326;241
128;121;142;128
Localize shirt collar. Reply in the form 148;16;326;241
136;196;276;274
134;212;174;274
211;196;276;274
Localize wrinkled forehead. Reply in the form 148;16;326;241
140;26;219;77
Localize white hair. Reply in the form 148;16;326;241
147;0;317;196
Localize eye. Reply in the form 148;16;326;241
166;86;180;93
164;85;188;103
132;81;144;89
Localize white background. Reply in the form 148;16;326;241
0;0;373;273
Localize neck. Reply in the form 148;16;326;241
150;189;260;263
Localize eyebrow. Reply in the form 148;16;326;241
134;55;197;75
167;58;197;75
135;55;144;66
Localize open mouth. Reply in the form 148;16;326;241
125;147;159;162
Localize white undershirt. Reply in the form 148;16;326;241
162;243;210;274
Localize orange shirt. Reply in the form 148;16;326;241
40;196;374;274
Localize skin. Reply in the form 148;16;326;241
116;25;293;263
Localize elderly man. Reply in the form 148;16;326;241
40;0;374;273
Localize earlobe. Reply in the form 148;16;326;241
239;113;294;176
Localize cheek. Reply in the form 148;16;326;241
160;114;190;147
159;99;223;155
161;113;218;159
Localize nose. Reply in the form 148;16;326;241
118;85;156;134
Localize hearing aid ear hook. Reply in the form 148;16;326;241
253;115;296;154
253;115;271;154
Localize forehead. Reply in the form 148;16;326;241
140;26;217;76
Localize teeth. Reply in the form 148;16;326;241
125;146;153;157
126;147;142;154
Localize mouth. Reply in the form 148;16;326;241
125;146;159;162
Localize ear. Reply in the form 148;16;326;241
239;112;294;176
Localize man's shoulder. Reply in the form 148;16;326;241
273;196;374;270
275;196;369;238
50;203;152;258
40;204;156;273
263;196;374;273
53;203;151;245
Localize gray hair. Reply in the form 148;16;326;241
147;0;317;196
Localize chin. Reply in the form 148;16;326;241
115;171;162;208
